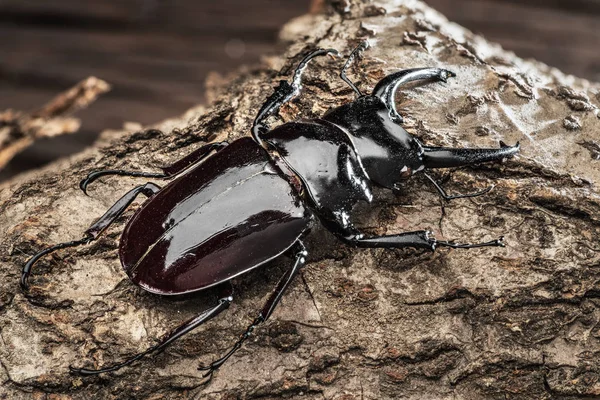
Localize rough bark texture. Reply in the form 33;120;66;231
2;0;600;398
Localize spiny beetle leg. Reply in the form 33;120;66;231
199;240;307;378
21;183;161;292
69;283;234;376
422;141;520;169
79;141;229;195
335;226;504;252
423;172;494;201
252;48;339;146
80;170;166;195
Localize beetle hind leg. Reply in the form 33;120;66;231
21;182;161;292
69;283;234;376
79;170;166;195
80;141;229;195
199;240;308;378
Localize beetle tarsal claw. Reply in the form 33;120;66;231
199;366;217;381
439;69;457;83
327;49;341;59
79;177;92;196
198;363;218;378
495;236;506;247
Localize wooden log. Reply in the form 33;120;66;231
1;0;600;398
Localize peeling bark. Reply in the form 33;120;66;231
2;1;600;399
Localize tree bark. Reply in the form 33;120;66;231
2;1;600;398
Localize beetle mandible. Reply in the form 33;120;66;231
21;42;519;378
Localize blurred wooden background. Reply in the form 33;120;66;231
1;0;599;180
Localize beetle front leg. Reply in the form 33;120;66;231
326;223;504;251
252;48;339;146
79;141;229;194
422;141;520;169
21;182;161;292
199;240;308;378
69;283;234;376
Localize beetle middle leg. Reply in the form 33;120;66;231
21;182;161;292
69;283;234;376
79;141;229;194
326;223;504;252
419;141;520;201
199;240;308;378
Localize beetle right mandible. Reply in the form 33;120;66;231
21;41;519;378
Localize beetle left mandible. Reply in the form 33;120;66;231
20;41;519;378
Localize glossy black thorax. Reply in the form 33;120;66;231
323;96;425;189
264;119;372;228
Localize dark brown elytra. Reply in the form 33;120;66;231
20;42;519;378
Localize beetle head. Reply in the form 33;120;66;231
323;95;424;190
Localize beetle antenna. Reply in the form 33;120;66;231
340;40;370;97
423;172;494;201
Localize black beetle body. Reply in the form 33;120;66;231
21;43;519;377
120;137;311;295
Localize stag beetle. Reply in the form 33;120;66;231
21;42;519;377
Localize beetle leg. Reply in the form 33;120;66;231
199;240;308;378
372;67;457;123
340;40;369;97
79;170;166;195
326;224;504;251
69;283;234;376
423;172;493;201
79;141;229;195
422;141;520;169
252;48;339;146
21;182;161;292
